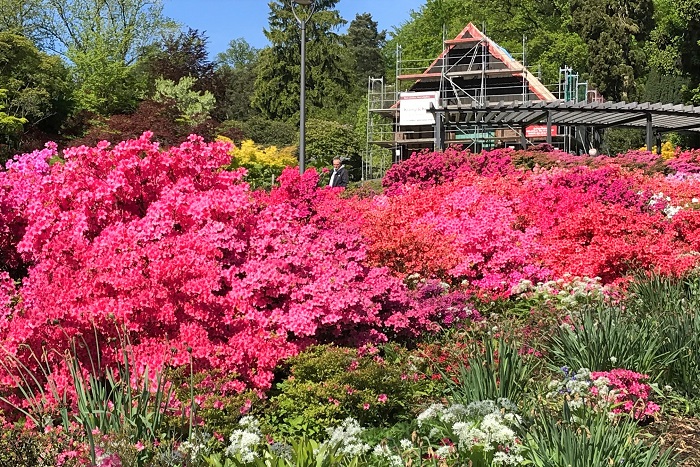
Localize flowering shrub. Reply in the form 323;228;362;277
667;148;700;174
361;146;700;291
546;367;660;420
590;369;660;419
402;399;524;466
0;134;439;412
381;146;517;196
382;146;475;195
511;274;612;309
211;416;369;466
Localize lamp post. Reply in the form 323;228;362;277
291;0;317;174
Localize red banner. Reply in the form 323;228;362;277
526;125;558;139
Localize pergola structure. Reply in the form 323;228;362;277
433;100;700;151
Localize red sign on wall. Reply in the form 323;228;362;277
526;125;558;139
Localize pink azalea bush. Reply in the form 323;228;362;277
590;369;660;419
0;133;440;410
359;146;700;292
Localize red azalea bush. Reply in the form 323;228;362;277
0;133;440;408
359;146;700;292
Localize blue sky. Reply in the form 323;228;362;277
162;0;426;58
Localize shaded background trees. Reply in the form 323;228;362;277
1;0;700;169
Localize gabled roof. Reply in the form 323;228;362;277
404;23;556;101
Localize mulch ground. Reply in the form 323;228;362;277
646;415;700;466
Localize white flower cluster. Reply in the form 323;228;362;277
648;191;684;218
547;368;616;414
225;416;262;463
372;444;404;467
512;274;611;309
415;399;523;465
321;418;371;457
178;432;212;463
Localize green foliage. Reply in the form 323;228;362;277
252;0;352;120
0;89;27;136
262;344;429;440
522;406;676;467
344;13;386;92
602;127;646;155
0;427;82;467
305;118;360;170
570;0;653;100
222;116;297;148
214;38;261;122
0;0;45;44
648;0;700;98
69;49;145;115
627;272;700;396
643;68;691;104
544;304;679;382
217;37;260;69
0;32;72;124
42;0;176;115
0;32;72;159
438;336;540;406
153;76;216;125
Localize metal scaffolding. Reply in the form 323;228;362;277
364;23;555;179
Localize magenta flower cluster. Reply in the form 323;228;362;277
590;369;660;419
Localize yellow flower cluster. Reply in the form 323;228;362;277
219;137;297;169
639;140;678;160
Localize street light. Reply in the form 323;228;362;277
291;0;317;174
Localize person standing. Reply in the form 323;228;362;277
328;158;349;188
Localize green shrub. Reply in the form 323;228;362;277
0;428;80;467
262;344;430;440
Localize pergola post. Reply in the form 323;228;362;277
646;113;654;151
546;110;552;144
434;110;444;151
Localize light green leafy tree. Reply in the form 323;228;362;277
0;89;28;146
305;118;361;176
34;0;176;114
153;76;215;126
0;0;45;43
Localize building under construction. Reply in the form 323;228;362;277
364;23;700;179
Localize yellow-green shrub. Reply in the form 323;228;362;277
218;137;297;189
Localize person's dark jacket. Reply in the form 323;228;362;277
329;165;349;188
